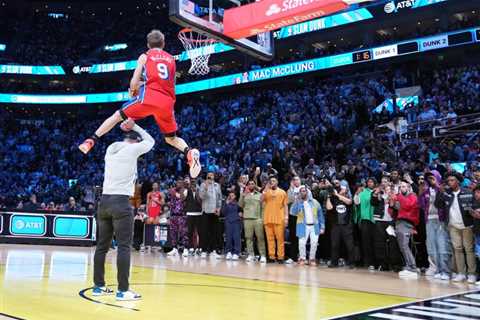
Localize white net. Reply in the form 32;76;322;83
178;29;217;76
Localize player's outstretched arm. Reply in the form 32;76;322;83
129;124;155;157
129;54;147;96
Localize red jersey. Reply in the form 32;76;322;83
147;191;163;218
144;48;176;99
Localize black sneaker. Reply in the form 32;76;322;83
267;258;276;263
277;259;285;264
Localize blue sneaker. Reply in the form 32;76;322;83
116;290;142;301
92;286;114;296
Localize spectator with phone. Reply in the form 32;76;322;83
239;180;266;263
389;181;420;279
354;177;377;270
419;171;451;280
326;183;354;268
435;172;476;283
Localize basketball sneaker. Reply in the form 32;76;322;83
116;290;142;301
79;138;95;154
186;148;201;178
92;286;114;296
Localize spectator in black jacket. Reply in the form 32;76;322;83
184;177;203;256
435;172;476;284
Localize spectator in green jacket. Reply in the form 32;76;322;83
239;180;267;263
354;177;377;270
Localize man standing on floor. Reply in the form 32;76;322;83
199;172;223;258
389;181;420;279
239;180;267;263
93;119;154;301
262;176;288;263
435;172;476;283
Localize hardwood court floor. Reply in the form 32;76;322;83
0;244;476;320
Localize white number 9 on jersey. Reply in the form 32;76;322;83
157;63;169;80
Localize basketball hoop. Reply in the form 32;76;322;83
178;28;217;76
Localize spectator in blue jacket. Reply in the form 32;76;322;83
291;185;325;266
221;191;242;261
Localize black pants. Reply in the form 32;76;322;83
287;214;298;260
200;213;221;253
360;220;376;267
133;220;144;250
187;215;202;249
94;195;133;292
331;224;355;265
374;221;403;270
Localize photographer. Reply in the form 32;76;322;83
326;183;354;268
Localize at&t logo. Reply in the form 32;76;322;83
384;0;416;14
15;220;26;230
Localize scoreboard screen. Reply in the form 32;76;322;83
352;50;372;63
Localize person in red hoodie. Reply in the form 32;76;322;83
389;181;420;278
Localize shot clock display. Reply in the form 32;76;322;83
352;50;372;63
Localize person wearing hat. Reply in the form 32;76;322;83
435;171;476;284
93;118;154;301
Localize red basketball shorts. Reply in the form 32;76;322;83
121;87;178;135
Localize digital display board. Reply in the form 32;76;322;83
0;65;65;75
448;31;473;45
352;50;372;63
0;27;478;103
397;41;419;54
10;214;47;236
53;216;90;238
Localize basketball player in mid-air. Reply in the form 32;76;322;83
79;29;201;178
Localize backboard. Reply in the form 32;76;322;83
169;0;274;61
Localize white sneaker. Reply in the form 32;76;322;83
189;248;195;255
116;290;142;301
167;248;178;256
452;274;466;282
476;280;480;286
368;265;376;271
440;273;450;281
425;266;437;277
182;249;189;258
433;273;442;280
467;275;477;284
246;255;255;262
260;256;267;264
285;258;294;265
226;252;232;260
232;254;239;261
201;252;207;259
399;270;419;279
187;148;202;179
